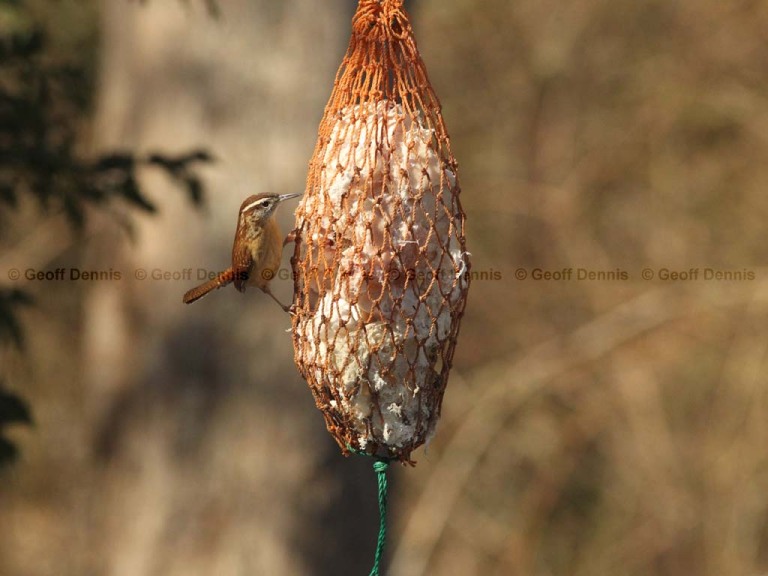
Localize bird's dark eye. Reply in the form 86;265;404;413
242;197;275;214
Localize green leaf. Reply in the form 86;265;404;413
183;175;204;205
0;181;18;207
120;176;157;213
94;153;135;172
0;389;31;425
0;288;33;349
0;437;19;467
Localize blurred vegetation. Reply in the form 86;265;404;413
0;381;31;465
0;0;210;467
1;1;767;574
390;1;768;575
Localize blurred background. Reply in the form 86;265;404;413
2;1;768;575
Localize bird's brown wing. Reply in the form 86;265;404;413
232;234;251;292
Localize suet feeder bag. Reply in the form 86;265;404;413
291;0;470;463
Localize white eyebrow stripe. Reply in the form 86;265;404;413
242;199;266;212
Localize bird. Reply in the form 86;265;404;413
182;192;302;310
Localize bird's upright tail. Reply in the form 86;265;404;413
182;268;236;304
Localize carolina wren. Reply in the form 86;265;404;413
182;192;301;310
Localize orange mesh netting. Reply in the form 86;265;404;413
291;0;470;463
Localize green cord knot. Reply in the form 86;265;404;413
369;457;391;576
344;446;393;576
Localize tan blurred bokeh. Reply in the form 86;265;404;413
2;1;768;575
394;1;768;575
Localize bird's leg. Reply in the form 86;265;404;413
282;229;298;247
262;285;292;313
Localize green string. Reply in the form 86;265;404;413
369;458;390;576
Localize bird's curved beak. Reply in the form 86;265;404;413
278;192;303;202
